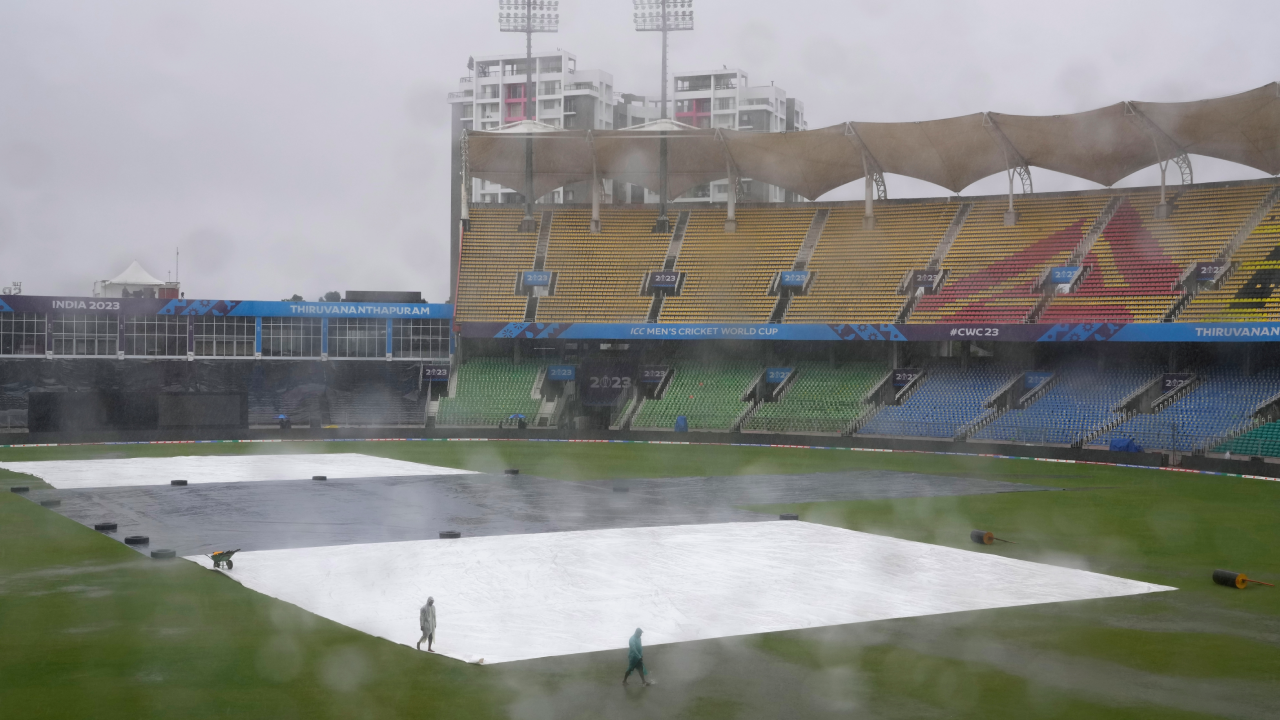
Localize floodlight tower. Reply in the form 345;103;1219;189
633;0;693;233
499;0;559;232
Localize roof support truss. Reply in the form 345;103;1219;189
1124;101;1193;215
983;113;1032;225
844;124;887;229
460;130;470;226
587;130;602;233
716;129;742;232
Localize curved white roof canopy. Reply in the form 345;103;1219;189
465;82;1280;200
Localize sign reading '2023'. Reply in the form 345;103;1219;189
648;271;680;288
546;365;576;381
779;271;809;288
1049;266;1082;284
1195;262;1227;280
908;269;943;291
892;368;922;388
765;367;794;383
581;361;636;406
523;271;553;287
639;365;669;383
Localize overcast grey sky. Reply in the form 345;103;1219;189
0;1;1275;302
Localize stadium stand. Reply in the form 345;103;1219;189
973;360;1158;445
741;360;886;434
1179;205;1280;322
247;363;428;428
1042;186;1274;324
436;357;544;427
785;203;959;323
659;207;814;323
909;194;1110;323
1099;366;1280;453
327;386;424;427
248;365;326;427
535;208;668;323
1216;420;1280;457
456;208;538;322
326;365;425;427
630;360;758;430
857;360;1020;438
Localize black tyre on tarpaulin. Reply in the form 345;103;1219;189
439;531;461;539
171;479;188;486
124;535;149;545
94;522;117;532
151;549;176;559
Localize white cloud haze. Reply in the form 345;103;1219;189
0;0;1275;300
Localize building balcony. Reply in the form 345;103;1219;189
448;90;473;101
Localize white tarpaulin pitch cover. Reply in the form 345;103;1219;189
0;453;475;489
187;521;1174;664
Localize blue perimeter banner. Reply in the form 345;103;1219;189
463;321;1280;343
0;295;452;319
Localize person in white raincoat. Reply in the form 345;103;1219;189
417;597;437;652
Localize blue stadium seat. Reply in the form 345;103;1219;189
858;360;1020;439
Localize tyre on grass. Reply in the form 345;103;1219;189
970;530;1014;545
971;530;995;545
1213;569;1273;589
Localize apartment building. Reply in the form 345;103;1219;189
448;51;615;206
672;67;807;203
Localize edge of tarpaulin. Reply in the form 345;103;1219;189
1;436;1277;483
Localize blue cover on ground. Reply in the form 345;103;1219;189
1109;438;1143;453
674;415;688;432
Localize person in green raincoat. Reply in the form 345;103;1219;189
622;628;653;686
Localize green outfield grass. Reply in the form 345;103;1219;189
2;440;1278;719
